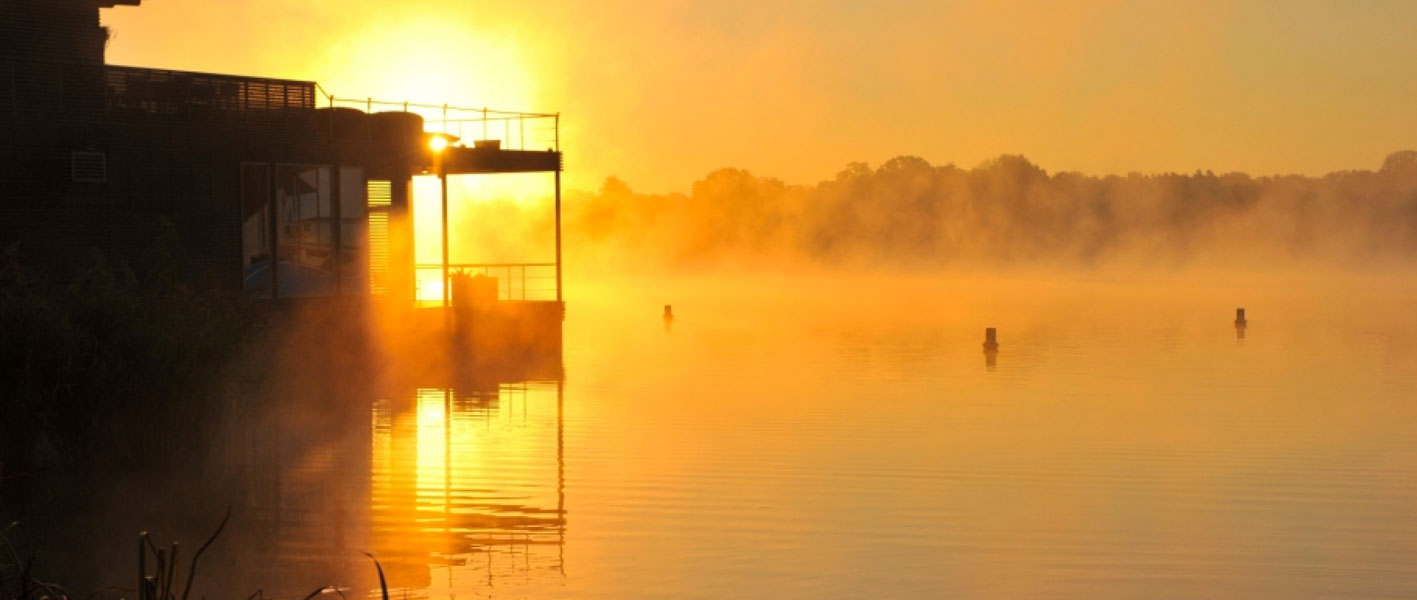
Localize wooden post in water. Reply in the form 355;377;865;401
983;327;999;370
1234;308;1247;340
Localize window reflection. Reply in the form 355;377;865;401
241;163;369;298
275;165;334;297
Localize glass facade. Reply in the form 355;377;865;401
241;162;368;298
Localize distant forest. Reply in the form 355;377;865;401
558;151;1417;267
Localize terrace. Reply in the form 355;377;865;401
3;58;564;311
0;58;316;117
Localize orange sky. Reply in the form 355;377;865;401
104;0;1417;193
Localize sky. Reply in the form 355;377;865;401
103;0;1417;194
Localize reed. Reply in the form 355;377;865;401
0;522;68;600
1;514;393;600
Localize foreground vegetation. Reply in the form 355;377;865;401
0;239;263;473
1;514;393;600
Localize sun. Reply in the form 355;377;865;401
316;17;540;114
313;17;556;306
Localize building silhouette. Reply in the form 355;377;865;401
0;0;564;340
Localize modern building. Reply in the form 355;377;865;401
1;0;564;348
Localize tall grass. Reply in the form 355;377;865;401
1;514;392;600
0;239;264;473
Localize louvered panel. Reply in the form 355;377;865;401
367;179;393;295
367;212;390;295
367;180;392;206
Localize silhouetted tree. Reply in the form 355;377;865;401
564;150;1417;268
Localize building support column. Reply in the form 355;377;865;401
554;166;563;304
267;164;279;299
440;161;450;330
389;173;414;307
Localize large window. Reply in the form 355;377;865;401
240;163;368;298
275;164;334;297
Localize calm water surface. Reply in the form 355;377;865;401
9;272;1417;598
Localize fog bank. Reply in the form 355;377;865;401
554;151;1417;270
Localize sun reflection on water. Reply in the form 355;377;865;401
369;380;565;596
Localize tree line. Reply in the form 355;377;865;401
562;151;1417;267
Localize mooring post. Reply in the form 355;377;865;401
1234;308;1247;326
983;327;999;352
664;305;673;319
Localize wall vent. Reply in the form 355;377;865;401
71;151;107;183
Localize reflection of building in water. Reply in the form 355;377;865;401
229;385;376;591
215;345;563;596
371;378;566;593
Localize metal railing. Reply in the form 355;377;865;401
1;58;316;117
324;95;559;152
414;262;558;305
0;58;557;151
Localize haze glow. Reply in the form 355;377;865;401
104;0;1417;193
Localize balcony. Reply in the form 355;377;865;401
0;58;316;118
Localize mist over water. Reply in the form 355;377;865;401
563;269;1417;598
3;2;1412;597
553;151;1417;270
7;264;1417;598
7;149;1417;598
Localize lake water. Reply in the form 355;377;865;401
7;270;1417;598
